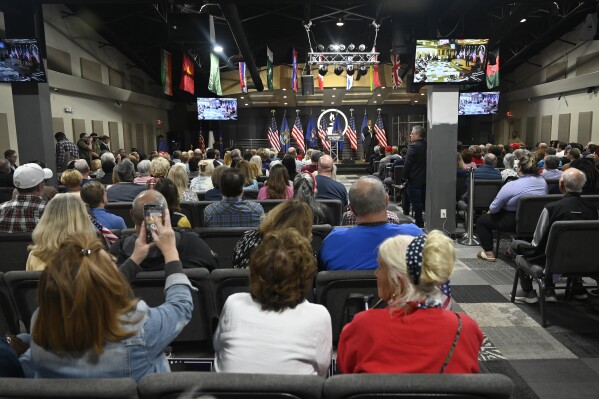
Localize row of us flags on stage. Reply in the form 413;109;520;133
266;111;385;154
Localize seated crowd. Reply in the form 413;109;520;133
2;134;598;384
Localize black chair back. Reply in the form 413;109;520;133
317;199;343;226
582;195;599;212
194;201;217;227
470;180;503;210
243;189;259;200
0;232;32;273
311;225;333;254
393;166;404;185
545;178;560;194
546;220;599;276
0;378;138;399
195;227;253;269
4;271;42;332
254;199;285;213
0;272;19;334
105;202;134;228
515;195;562;237
210;268;250;315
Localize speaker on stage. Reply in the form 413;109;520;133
301;75;314;95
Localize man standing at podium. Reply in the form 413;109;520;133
362;119;375;164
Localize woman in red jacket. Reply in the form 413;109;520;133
337;231;483;374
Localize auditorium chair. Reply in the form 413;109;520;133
194;201;217;227
194;227;254;269
457;179;502;230
0;377;138;399
210;268;250;315
315;270;380;346
0;231;32;273
105;202;134;228
242;189;259;200
4;270;41;332
511;220;599;327
323;373;514;399
545;178;560;194
254;199;284;214
137;372;324;399
0;272;19;334
311;224;334;253
317;199;344;226
392;165;405;202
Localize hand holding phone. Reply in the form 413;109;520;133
144;204;164;243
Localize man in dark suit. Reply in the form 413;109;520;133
362;119;375;163
403;125;427;228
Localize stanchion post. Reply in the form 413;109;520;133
458;168;480;246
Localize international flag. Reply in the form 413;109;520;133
280;116;290;153
486;49;500;89
318;57;325;90
370;47;381;91
208;52;222;96
268;114;281;152
292;48;298;92
160;49;173;96
346;56;354;90
239;57;247;93
360;113;368;142
374;112;387;147
346;72;354;90
333;114;344;152
267;47;274;91
291;115;306;154
346;113;358;152
199;130;206;152
305;115;318;148
318;114;330;152
179;53;194;95
391;53;403;89
208;130;215;149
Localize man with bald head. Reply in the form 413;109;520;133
315;155;348;207
318;177;423;270
511;168;598;303
109;189;218;271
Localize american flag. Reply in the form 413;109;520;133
391;54;403;89
375;113;387;147
291;115;305;154
268;114;281;152
199;132;206;152
318;115;330;152
346;113;358;151
90;216;119;247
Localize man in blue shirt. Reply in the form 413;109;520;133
462;153;502;201
81;181;127;230
315;155;348;207
318;177;423;270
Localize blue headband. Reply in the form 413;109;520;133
406;235;426;285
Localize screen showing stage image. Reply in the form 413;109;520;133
414;39;489;84
0;39;47;82
197;98;237;120
459;91;499;115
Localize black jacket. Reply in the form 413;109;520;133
403;139;427;185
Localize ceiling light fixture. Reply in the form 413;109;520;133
332;95;336;98
520;18;526;23
240;96;244;99
245;103;249;106
334;66;344;76
336;18;344;27
414;100;419;103
284;102;288;105
283;95;287;98
214;45;223;53
282;88;287;91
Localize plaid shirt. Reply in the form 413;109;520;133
0;194;46;233
56;139;79;172
203;198;264;227
341;210;400;226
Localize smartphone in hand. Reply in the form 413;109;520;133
144;204;164;242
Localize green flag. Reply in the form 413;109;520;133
208;52;222;96
267;46;274;91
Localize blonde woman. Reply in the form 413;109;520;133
223;151;233;167
190;160;214;192
26;194;97;271
167;163;198;202
337;231;483;374
146;156;171;189
250;155;263;176
60;169;83;195
237;160;259;190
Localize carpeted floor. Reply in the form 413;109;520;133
455;251;599;399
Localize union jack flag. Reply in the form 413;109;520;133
391;54;403;89
375;112;387;147
268;114;281;152
291;115;305;154
318;115;330;152
346;114;358;152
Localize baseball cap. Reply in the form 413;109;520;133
385;146;392;152
13;163;53;189
509;143;520;150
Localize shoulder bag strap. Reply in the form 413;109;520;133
439;312;462;374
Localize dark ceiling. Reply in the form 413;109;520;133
5;0;598;100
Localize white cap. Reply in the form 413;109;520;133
13;163;53;189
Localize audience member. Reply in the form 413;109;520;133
541;155;562;180
73;159;91;185
0;163;51;233
154;178;192;228
232;200;314;269
167;163;198;202
54;132;79;173
20;217;193;381
403;125;427;227
501;153;518;181
318;177;422;270
301;151;322;174
190;160;214;192
81;181;126;231
134;160;152;185
107;159;145;202
471;146;483;165
205;165;226;201
76;133;94;165
337;231;482;373
110;190;217;270
249;155;264;176
237;160;259;190
476;155;548;261
26;194;97;271
89;159;101;178
204;169;264;227
472;153;501;180
569;158;599;194
293;173;332;225
188;156;201;178
0;337;24;377
460;149;477;170
60;169;83;195
215;228;331;376
4;149;17;172
282;154;298;182
258;164;293;200
286;147;303;173
0;159;14;188
511;168;596;303
146;157;171;189
315;155;348;206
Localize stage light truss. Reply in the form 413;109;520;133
307;51;380;66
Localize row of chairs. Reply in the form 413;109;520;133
106;199;344;228
0;373;514;399
0;268;381;352
0;225;335;273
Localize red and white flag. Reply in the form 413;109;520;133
391;54;403;89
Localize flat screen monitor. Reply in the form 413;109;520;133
414;39;489;84
197;98;237;120
459;91;499;115
0;39;47;82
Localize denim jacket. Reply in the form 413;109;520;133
20;259;194;382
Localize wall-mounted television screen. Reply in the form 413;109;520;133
0;39;46;82
414;39;489;84
197;98;237;120
459;91;499;115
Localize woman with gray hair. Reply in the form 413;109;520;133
134;160;152;185
337;231;483;373
501;153;518;181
